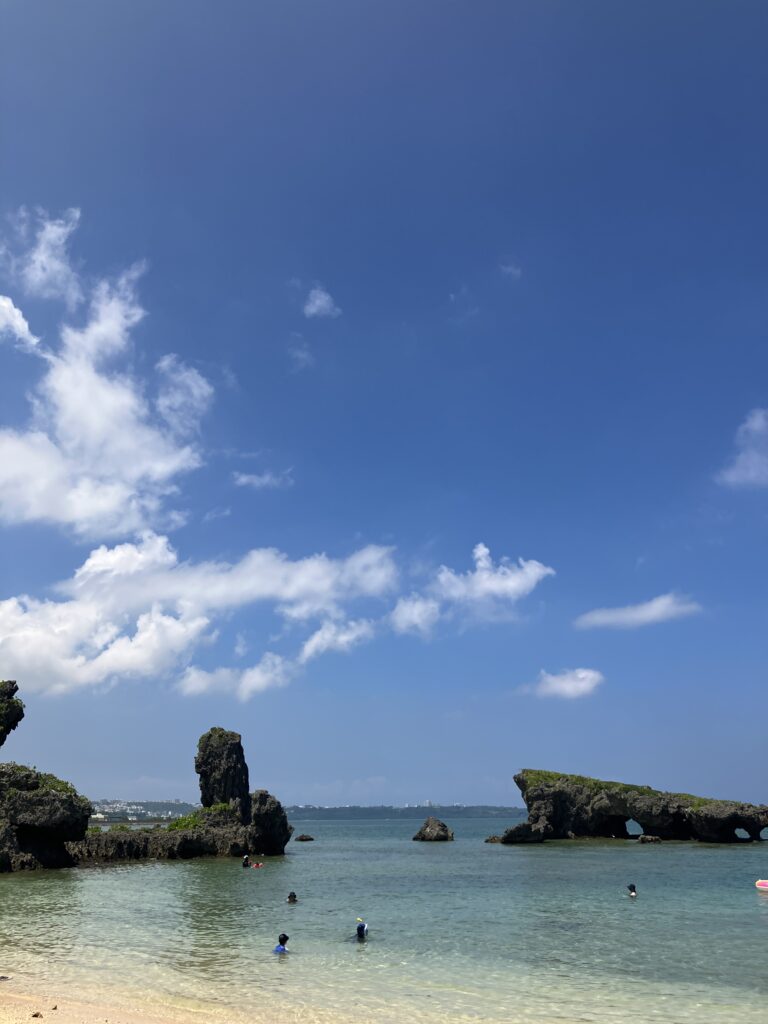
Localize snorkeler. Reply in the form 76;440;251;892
627;883;637;898
356;918;368;940
287;891;298;903
273;933;289;953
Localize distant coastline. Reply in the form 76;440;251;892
89;799;526;824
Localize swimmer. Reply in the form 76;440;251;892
356;918;368;940
627;883;637;898
273;933;289;953
287;891;298;903
242;854;250;868
251;862;264;869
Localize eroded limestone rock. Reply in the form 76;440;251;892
0;681;24;749
501;770;768;845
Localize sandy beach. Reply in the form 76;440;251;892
0;984;355;1024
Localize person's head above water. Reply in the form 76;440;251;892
279;933;289;945
356;918;368;939
287;891;298;903
627;883;637;896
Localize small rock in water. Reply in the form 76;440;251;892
294;834;314;842
412;816;454;841
484;835;502;843
638;834;662;843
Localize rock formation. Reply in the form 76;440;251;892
0;680;25;748
0;686;292;871
194;727;251;823
0;681;92;871
69;727;292;865
294;833;315;842
413;816;454;841
501;770;768;845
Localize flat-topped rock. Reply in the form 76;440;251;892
413;816;454;841
501;770;768;845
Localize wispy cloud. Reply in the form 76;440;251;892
574;592;702;630
0;295;39;350
0;214;213;539
18;207;84;310
499;262;522;280
303;284;341;319
288;334;315;371
233;469;294;490
202;506;231;523
525;667;604;699
390;594;441;636
717;409;768;487
433;542;555;619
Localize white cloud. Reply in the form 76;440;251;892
0;295;39;349
233;469;294;490
178;653;294;701
433;542;555;617
155;354;214;437
288;338;315;371
390;594;441;636
299;618;374;663
574;592;702;630
303;285;341;319
0;532;398;696
717;409;768;487
528;667;604;699
499;262;522;279
19;207;83;309
0;216;213;539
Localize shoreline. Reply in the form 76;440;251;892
0;980;360;1024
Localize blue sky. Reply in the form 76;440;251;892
1;1;767;806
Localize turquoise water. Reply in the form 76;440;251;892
2;817;768;1023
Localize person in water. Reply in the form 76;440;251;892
242;854;250;868
356;918;368;940
273;933;289;953
287;891;298;903
627;883;637;898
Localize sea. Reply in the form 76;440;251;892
2;816;768;1023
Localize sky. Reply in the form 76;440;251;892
1;1;767;807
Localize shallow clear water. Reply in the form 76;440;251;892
2;817;768;1022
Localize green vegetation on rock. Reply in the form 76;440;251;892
165;802;234;831
520;769;719;809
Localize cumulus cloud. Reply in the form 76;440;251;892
390;594;441;636
303;284;341;319
0;532;398;696
0;215;212;538
433;543;555;619
717;409;768;488
528;668;604;699
18;207;84;309
0;295;39;349
233;469;294;490
574;592;702;630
